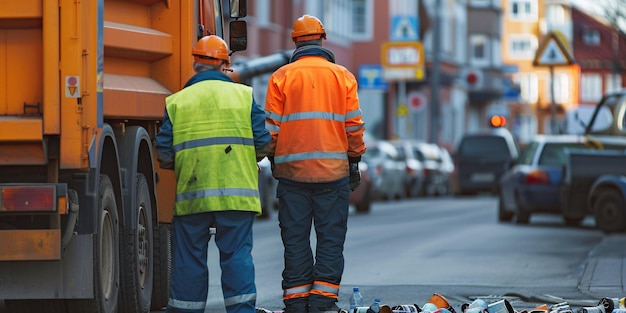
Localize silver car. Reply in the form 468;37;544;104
362;140;408;200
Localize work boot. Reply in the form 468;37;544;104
283;304;309;313
309;304;348;313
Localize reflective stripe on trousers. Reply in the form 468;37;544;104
166;211;257;313
277;182;350;309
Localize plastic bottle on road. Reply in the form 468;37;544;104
349;287;363;311
367;299;381;313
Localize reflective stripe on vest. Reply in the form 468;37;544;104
166;80;260;216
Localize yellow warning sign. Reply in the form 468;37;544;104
533;30;575;66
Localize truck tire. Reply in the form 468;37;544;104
151;223;171;310
67;174;120;313
594;189;626;233
119;173;154;313
5;299;67;313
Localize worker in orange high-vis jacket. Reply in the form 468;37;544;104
264;14;366;313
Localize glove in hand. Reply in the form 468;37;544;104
349;162;361;191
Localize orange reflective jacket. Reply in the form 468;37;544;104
265;54;366;183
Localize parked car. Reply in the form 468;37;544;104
412;141;447;196
498;134;595;224
349;160;374;213
452;128;520;196
390;140;426;198
258;157;278;219
437;146;455;196
362;140;407;200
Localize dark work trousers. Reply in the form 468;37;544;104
167;210;257;313
277;182;350;310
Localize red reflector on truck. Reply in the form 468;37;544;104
0;186;56;212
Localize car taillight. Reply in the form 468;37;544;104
0;186;56;212
525;170;550;185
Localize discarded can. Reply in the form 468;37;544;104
392;304;419;313
354;307;370;313
422;303;439;313
600;298;620;313
487;299;515;313
463;299;488;313
577;305;605;313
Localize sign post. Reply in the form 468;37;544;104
533;30;575;134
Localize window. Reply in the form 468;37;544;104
580;73;602;102
583;29;600;45
509;0;537;21
518;73;538;103
254;0;270;26
545;4;566;24
509;35;537;59
312;0;372;42
351;0;373;40
606;74;623;93
470;34;489;66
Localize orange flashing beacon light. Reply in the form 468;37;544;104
490;115;507;128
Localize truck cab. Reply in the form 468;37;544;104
561;89;626;233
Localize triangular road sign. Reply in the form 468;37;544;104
533;30;575;66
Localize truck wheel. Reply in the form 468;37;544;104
151;223;171;310
594;189;626;233
67;174;120;313
119;173;154;313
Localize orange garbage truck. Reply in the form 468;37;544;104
0;1;256;312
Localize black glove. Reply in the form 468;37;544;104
349;162;361;191
268;156;276;176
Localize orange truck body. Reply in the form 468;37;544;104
0;0;248;312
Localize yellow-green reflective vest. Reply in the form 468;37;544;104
166;79;260;216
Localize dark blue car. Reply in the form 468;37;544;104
498;134;595;224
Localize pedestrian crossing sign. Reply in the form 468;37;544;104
390;16;419;42
533;30;575;66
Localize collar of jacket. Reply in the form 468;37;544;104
183;70;233;88
289;45;336;64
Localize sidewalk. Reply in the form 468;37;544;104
578;234;626;297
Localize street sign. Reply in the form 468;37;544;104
390;16;419;41
533;30;575;66
358;65;388;90
381;42;424;67
381;42;425;81
408;91;426;112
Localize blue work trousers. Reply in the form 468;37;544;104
167;211;257;313
277;182;350;310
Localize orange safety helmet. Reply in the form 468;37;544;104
192;35;230;65
291;15;326;42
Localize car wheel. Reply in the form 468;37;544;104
593;189;626;233
516;210;530;224
498;196;514;222
355;190;371;214
563;216;583;227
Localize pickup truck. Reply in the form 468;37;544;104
561;89;626;233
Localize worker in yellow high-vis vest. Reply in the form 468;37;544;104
155;35;271;313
